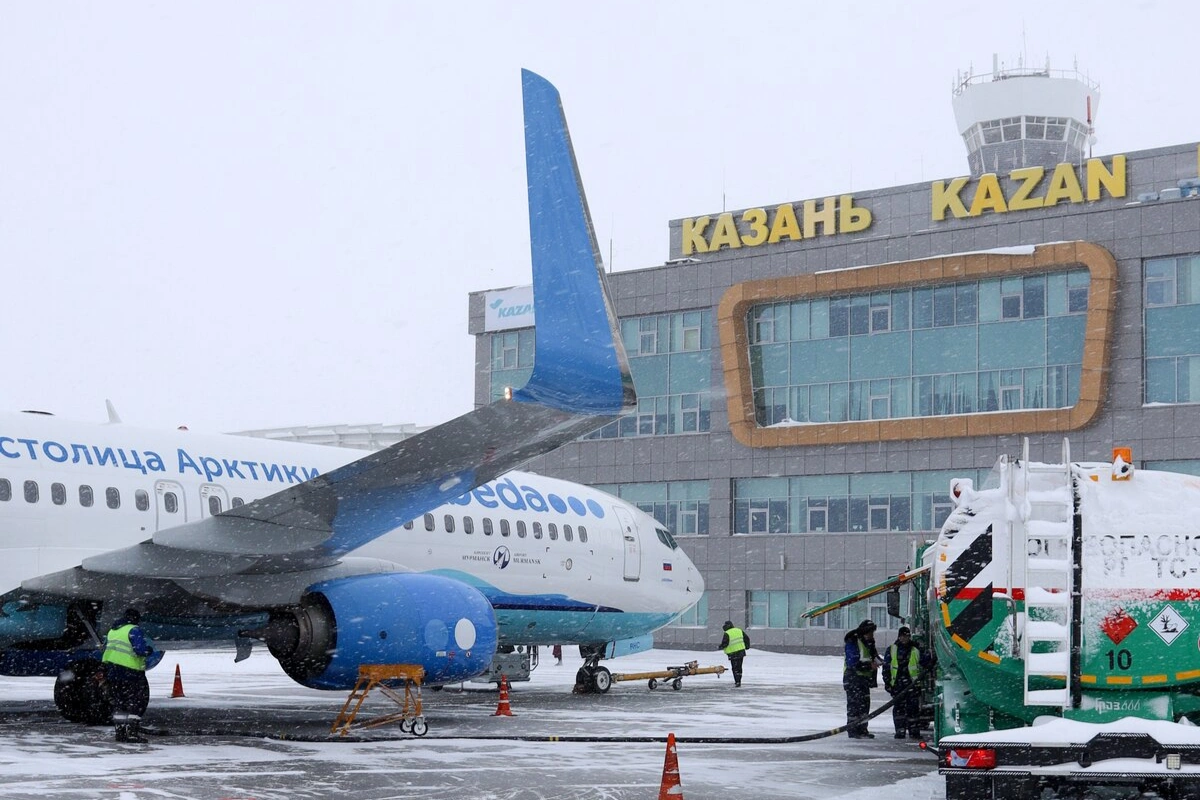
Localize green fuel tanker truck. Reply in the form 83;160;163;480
818;440;1200;799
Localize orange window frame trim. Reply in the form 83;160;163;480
717;241;1117;448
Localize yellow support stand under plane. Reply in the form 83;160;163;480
331;664;426;737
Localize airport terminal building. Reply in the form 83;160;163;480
469;63;1200;654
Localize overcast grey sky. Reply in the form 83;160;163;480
1;1;1196;433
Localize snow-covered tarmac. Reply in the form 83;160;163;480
0;648;942;799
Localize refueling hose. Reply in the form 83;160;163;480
148;687;919;744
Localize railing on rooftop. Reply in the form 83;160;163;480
953;65;1100;97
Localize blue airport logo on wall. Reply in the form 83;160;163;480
484;286;535;332
493;546;511;569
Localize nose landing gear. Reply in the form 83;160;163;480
573;652;612;693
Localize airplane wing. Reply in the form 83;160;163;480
24;69;634;599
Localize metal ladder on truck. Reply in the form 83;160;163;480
1015;437;1079;708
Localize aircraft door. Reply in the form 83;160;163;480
154;480;188;530
613;505;641;582
199;483;231;518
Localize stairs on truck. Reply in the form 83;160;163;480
1016;438;1076;708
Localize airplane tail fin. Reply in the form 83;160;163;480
92;70;639;567
514;69;635;416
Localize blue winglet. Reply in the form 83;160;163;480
513;69;634;416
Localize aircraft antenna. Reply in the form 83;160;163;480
105;399;122;424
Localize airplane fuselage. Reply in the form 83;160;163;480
0;411;703;648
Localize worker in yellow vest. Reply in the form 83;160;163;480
718;621;749;687
883;626;931;739
102;608;156;743
843;619;882;739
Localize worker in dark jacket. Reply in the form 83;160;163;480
102;608;155;743
718;620;749;687
843;619;882;739
883;626;931;739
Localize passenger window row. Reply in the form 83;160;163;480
0;478;148;511
404;513;589;544
0;479;244;515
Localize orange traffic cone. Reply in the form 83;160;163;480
658;732;683;799
492;674;515;717
170;664;186;698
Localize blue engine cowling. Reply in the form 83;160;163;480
258;573;498;690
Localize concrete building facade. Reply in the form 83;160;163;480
470;66;1200;654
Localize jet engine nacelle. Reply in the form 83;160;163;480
257;573;497;690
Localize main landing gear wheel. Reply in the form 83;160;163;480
592;666;612;693
54;659;112;725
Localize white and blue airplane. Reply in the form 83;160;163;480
0;70;704;723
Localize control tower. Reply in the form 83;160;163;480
952;55;1099;176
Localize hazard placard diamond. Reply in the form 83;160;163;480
1150;605;1188;646
1101;608;1138;645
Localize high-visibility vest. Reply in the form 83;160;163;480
723;627;747;655
888;644;921;683
845;637;875;678
101;624;147;671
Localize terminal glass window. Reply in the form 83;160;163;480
592;480;710;535
980;119;1003;145
733;469;981;535
958;114;1092;143
1145;255;1200;404
669;593;708;627
487;329;535;402
748;590;902;631
1146;460;1200;476
585;310;713;439
747;270;1089;427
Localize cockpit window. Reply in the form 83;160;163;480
656;527;679;550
